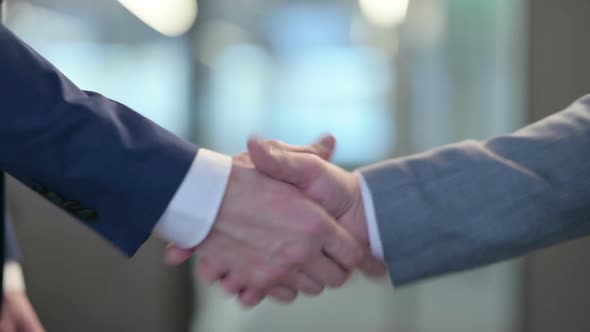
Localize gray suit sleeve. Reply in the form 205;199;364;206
359;94;590;286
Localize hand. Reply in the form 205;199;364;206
165;138;366;307
247;137;387;278
0;290;45;332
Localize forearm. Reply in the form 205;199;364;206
0;24;198;255
360;95;590;285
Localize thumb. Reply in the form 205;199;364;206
247;138;322;188
248;135;336;161
164;245;196;265
311;134;336;161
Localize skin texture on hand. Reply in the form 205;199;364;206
247;137;387;277
0;291;45;332
166;137;367;307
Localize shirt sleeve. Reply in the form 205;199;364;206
3;261;25;292
153;149;232;248
354;171;385;260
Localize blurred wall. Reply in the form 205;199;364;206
190;1;528;332
8;0;590;331
525;0;590;331
6;177;193;332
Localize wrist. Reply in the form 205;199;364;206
211;156;246;230
206;155;259;239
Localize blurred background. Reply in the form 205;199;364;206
2;0;590;331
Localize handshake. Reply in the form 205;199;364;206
165;136;386;307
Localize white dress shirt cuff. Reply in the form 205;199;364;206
3;261;26;292
154;149;232;248
354;171;385;260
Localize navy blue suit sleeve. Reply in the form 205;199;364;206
0;24;199;256
4;212;21;262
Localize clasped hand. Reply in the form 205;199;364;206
166;136;386;307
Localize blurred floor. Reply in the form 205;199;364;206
7;177;193;332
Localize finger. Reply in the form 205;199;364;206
360;256;388;279
220;274;245;296
269;135;336;161
248;134;335;161
164;245;195;265
250;138;365;272
248;138;323;187
238;289;266;308
322;224;366;271
316;135;336;160
195;257;228;283
268;287;298;304
302;255;349;288
285;271;324;295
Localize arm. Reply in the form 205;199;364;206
0;24;365;304
0;23;198;255
359;94;590;285
248;94;590;289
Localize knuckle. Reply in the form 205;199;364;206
263;139;283;155
222;282;240;294
304;153;326;170
305;287;324;296
271;289;297;303
195;262;220;282
196;267;216;283
330;273;348;288
306;153;323;163
268;139;283;148
300;281;324;295
222;276;244;293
